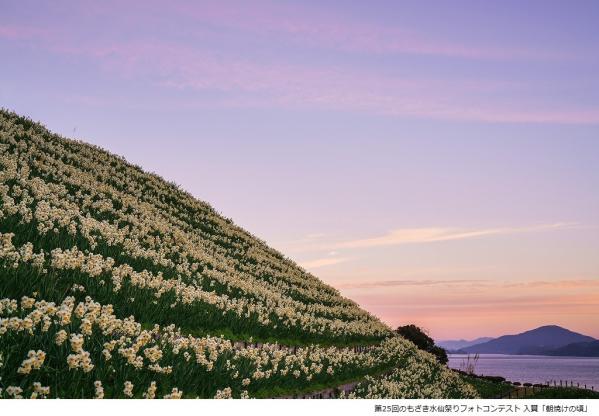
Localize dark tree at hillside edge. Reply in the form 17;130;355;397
396;324;449;365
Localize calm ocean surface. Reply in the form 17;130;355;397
448;354;599;391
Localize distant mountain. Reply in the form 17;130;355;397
437;337;494;351
545;340;599;357
460;325;596;355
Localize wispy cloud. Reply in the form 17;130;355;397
503;279;599;289
338;279;486;289
175;1;572;61
334;223;577;249
299;257;350;269
272;233;329;254
0;24;47;40
339;277;599;291
3;8;599;124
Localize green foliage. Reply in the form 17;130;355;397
396;325;448;365
524;387;599;399
462;374;599;399
461;375;513;399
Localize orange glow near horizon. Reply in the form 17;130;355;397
338;280;599;340
287;226;599;342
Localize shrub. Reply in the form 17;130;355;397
395;325;448;365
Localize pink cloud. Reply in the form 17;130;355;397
173;1;571;61
338;278;599;291
299;257;351;270
2;18;598;124
0;24;48;40
337;279;487;289
334;223;577;249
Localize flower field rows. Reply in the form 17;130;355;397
0;109;477;398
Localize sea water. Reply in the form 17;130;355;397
448;354;599;390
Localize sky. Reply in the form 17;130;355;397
1;0;599;340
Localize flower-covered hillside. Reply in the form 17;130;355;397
0;109;478;398
0;109;387;345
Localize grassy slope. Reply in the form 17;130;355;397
0;109;476;399
462;374;599;399
461;375;513;399
0;109;387;346
525;388;599;399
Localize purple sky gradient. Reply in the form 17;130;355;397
1;0;598;339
